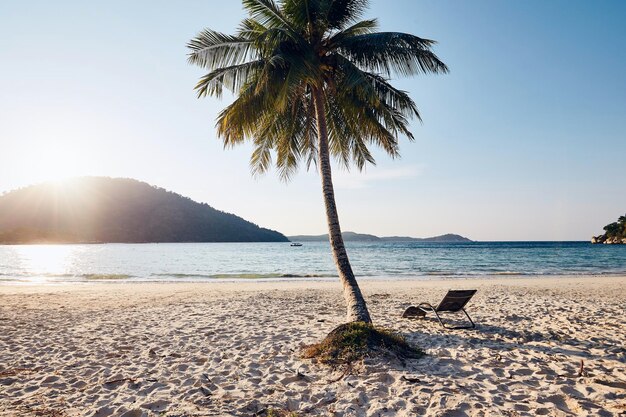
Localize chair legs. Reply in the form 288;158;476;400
418;303;475;329
444;308;475;329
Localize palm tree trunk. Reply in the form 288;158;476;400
312;87;372;324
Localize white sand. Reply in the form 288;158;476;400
1;276;625;416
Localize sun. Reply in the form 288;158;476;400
27;141;92;183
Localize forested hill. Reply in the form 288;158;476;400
288;232;473;243
0;177;288;243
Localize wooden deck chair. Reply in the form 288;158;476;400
403;289;477;329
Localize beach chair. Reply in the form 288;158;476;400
403;289;477;329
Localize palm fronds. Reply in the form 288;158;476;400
188;0;447;176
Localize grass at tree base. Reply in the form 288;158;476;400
302;322;423;366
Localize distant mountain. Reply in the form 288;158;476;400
288;232;472;243
381;233;472;243
288;232;379;242
0;177;288;243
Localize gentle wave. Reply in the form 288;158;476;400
406;269;626;277
0;272;133;279
424;270;531;276
150;272;337;279
82;274;134;280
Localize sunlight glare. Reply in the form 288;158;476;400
24;137;96;184
15;245;76;282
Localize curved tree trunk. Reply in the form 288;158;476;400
312;87;372;323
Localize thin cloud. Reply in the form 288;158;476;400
333;165;425;189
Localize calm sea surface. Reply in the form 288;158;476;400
0;241;625;284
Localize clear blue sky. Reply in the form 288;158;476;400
1;0;625;241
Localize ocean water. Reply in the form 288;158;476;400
1;241;626;284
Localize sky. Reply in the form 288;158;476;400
1;0;625;241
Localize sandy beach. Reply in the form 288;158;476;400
1;276;625;416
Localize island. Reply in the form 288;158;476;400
288;231;473;243
0;177;288;243
591;214;626;244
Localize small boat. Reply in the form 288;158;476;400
290;243;303;247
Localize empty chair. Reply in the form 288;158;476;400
403;289;477;329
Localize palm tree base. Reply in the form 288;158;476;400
301;322;423;366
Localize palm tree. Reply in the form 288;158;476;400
187;0;447;323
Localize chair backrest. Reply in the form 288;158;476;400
436;290;477;312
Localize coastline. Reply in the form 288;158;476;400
2;276;625;416
4;271;626;286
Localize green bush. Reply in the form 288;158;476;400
603;214;626;238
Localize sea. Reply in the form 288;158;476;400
1;241;625;284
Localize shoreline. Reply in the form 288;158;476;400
2;272;626;287
2;275;625;416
